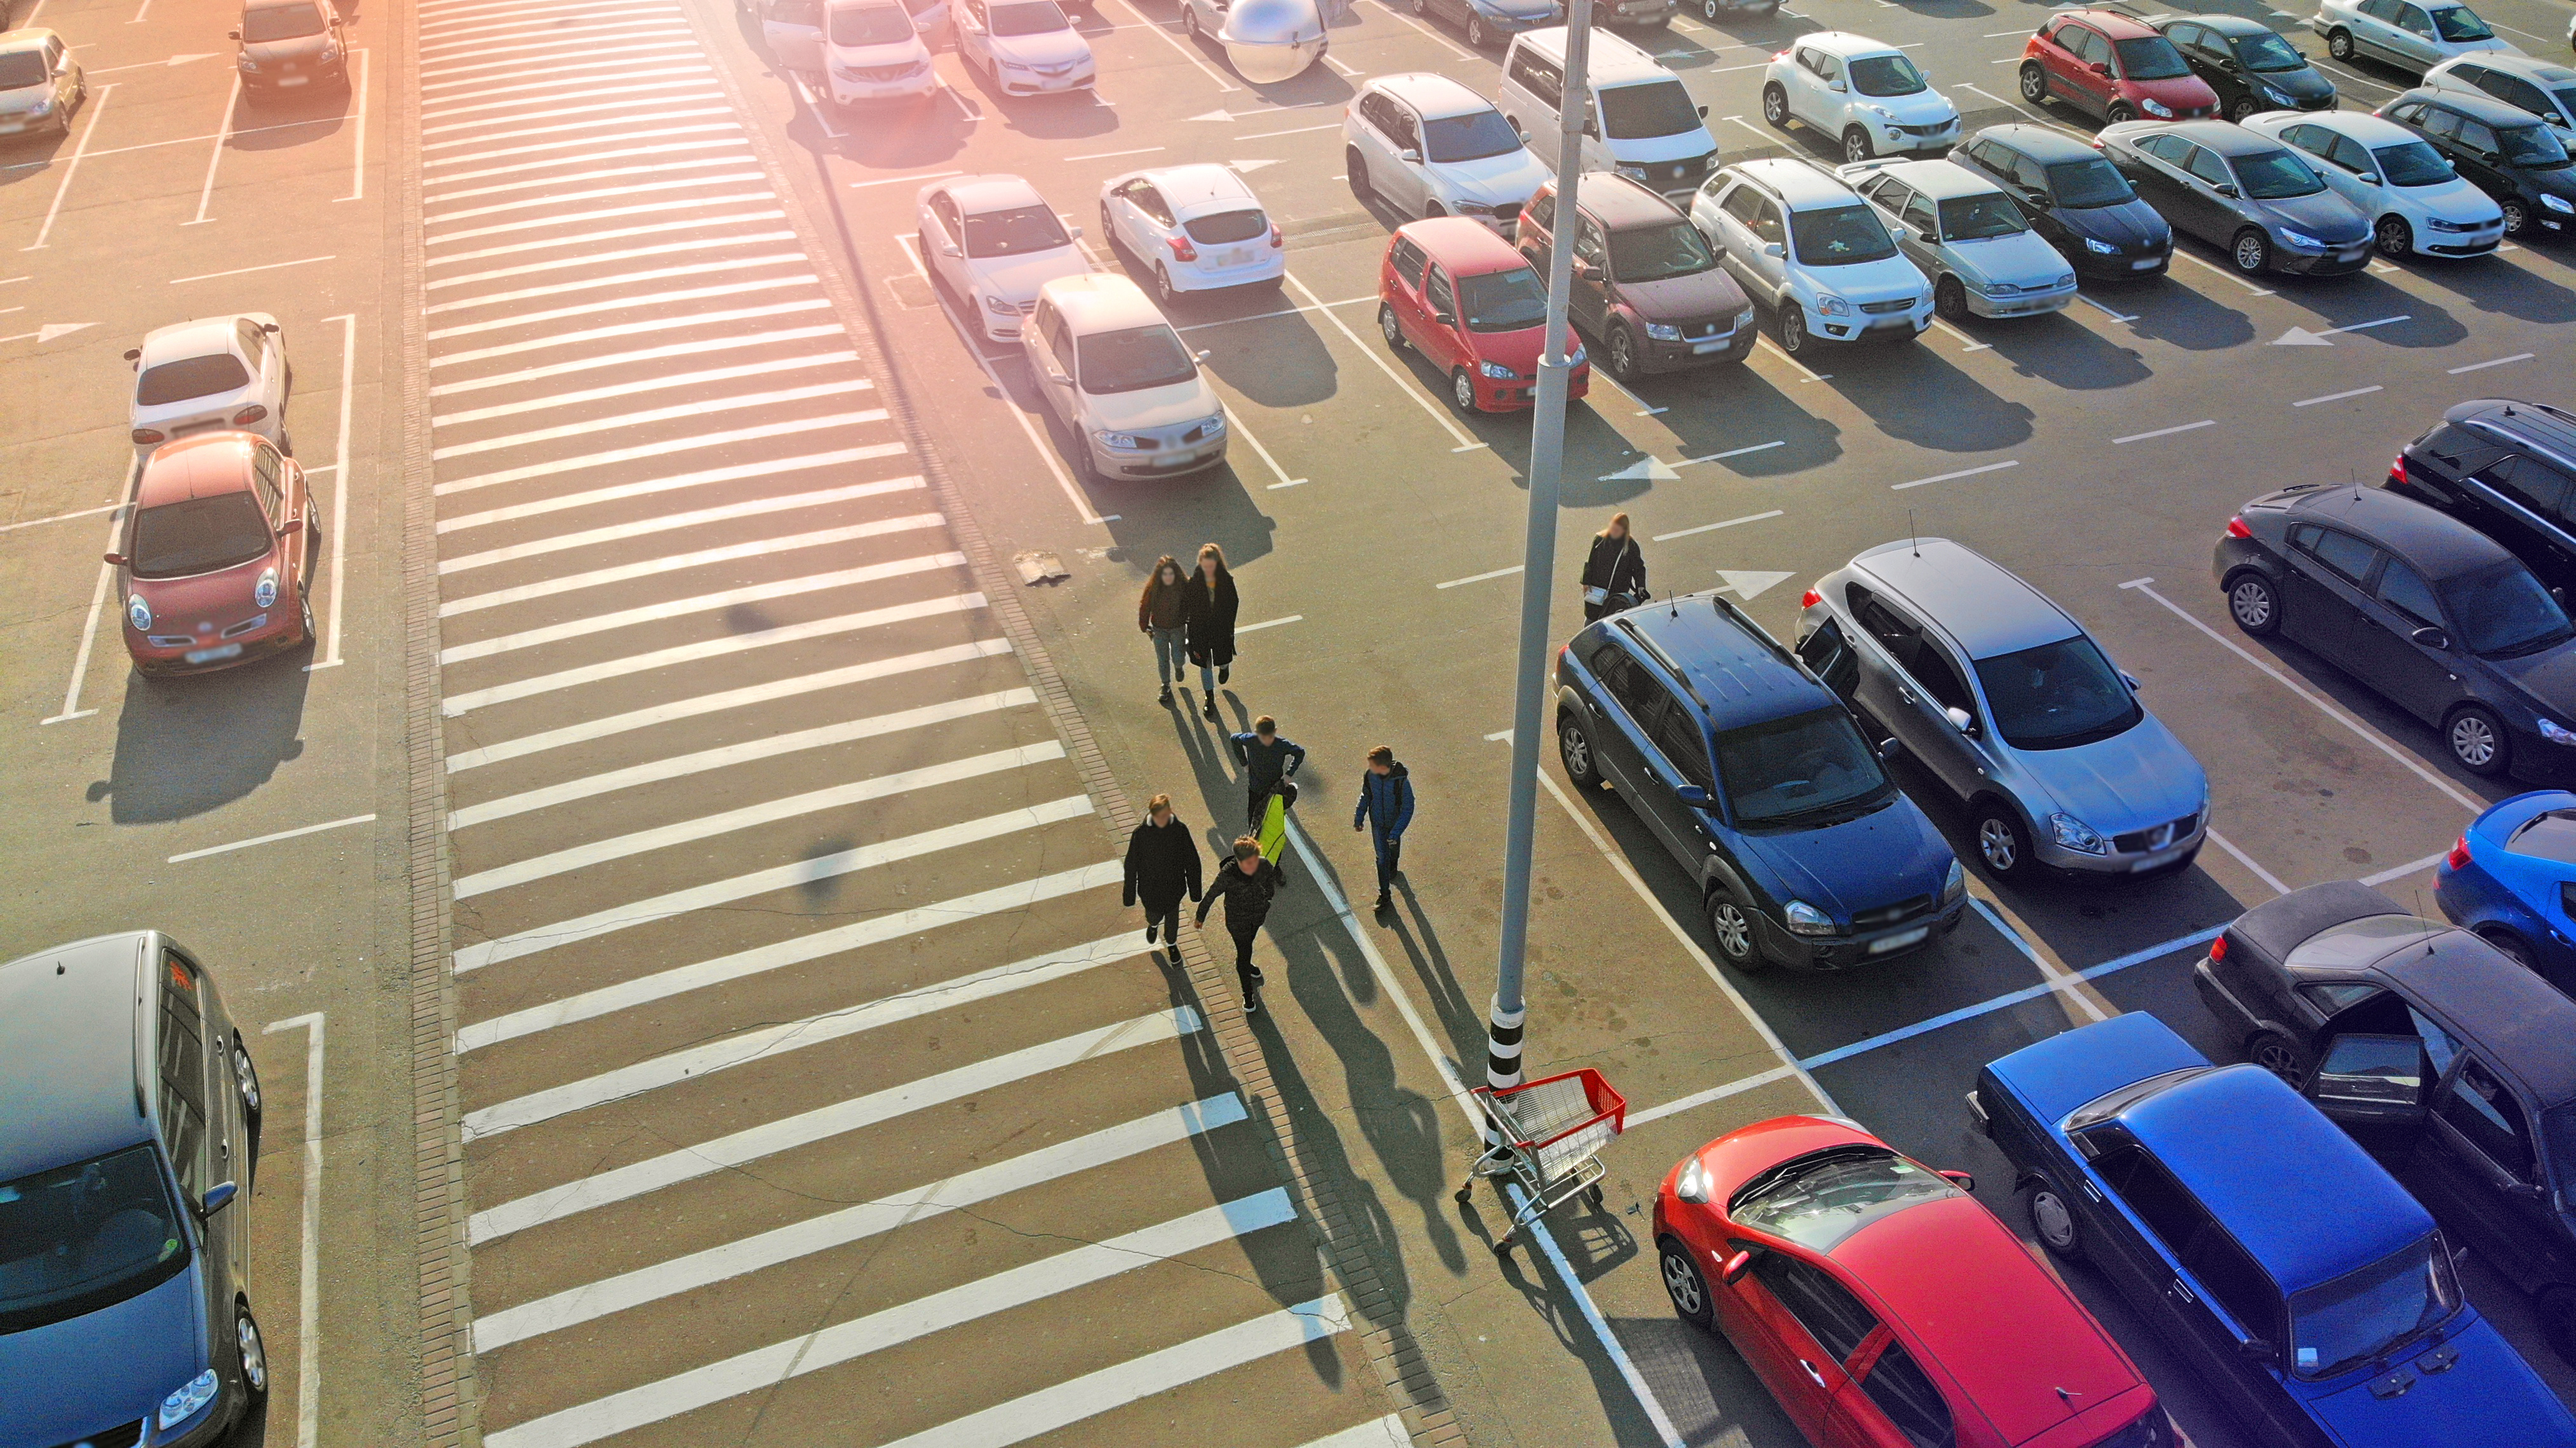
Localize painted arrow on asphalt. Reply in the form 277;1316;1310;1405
1717;570;1795;601
1228;159;1282;173
1599;455;1680;482
0;323;95;344
1189;103;1336;121
2271;315;2409;345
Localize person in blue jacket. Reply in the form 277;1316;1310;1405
1352;744;1413;912
1230;715;1305;829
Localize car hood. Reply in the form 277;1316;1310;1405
2403;175;2507;222
1734;794;1953;923
2133;74;2221;109
0;80;52;111
1479;0;1559;17
1804;253;1928;303
2058;196;2172;248
967;245;1089;303
2528;164;2576;201
2483;638;2576;711
828;36;931;65
1858;88;1958;125
2306;1313;2576;1446
128;551;278;625
2009;713;2207;837
2436;36;2518;57
2255;187;2371;243
243;34;333;65
0;1266;206;1448
2247;65;2337;105
1082;377;1221;432
1946;229;2072;285
991;28;1092;66
1460;323;1585;374
1616;264;1749;319
1430;147;1553;206
1605;126;1716;166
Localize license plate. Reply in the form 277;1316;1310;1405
2131;257;2161;269
1868;926;1932;955
1691;340;1725;354
1869;316;1914;329
1155;449;1205;467
185;643;244;664
279;74;308;86
1216;248;1253;266
2130;847;2184;873
2337;247;2366;261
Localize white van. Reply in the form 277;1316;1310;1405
1496;29;1718;203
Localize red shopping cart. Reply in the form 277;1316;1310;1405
1454;1068;1626;1257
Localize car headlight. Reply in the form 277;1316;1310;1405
2140;98;2173;118
126;596;151;632
1783;900;1839;936
2084;236;2120;255
1675;1155;1713;1203
1197;412;1226;435
2262;85;2291;105
2050;812;2110;855
1567;343;1585;365
321;40;339;62
1615;166;1650;182
2055;273;2076;288
2276;226;2327;250
2544;193;2575;215
2542;718;2576;746
1815;295;1851;316
1943;859;1968;901
239;55;259;71
1644;321;1682;341
1092;431;1148;450
27;97;50;115
1865;105;1895;121
159;1369;219;1431
255;568;279;608
983;294;1017;315
1479;359;1517;379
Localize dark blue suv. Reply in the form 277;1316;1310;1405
1554;591;1965;970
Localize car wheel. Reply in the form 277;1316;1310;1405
1934;275;1969;321
1973;802;2032;878
1154;264;1179;305
2502;198;2530;235
2448;705;2511;777
2327;26;2356;60
1449;368;1479;413
2019;62;2049;105
2478;927;2539;970
1843;126;1873;163
2541;1288;2576;1367
1379;301;1406;350
232;1036;263;1116
298;589;317;647
2375;214;2413;258
1778;304;1808;354
1762;82;1790;129
1425;200;1446;220
1706;884;1764;970
2224;570;2281;636
1559;714;1602;787
1468;13;1488;46
1409;0;1426;13
237;1303;271;1405
2025;1179;2085;1261
2231;227;2271;274
1098;203;1118;255
2227;95;2260;122
1702;0;1721;17
1659;1237;1716;1330
2106;102;2135;124
1180;3;1198;36
1606;324;1640;381
1347;147;1372;203
2248;1029;2312;1083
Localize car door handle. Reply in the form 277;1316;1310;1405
1800;1359;1827;1387
1895;687;1916;704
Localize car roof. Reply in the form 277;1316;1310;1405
1138;163;1257;215
1371;70;1493;119
138;316;249;371
2447;397;2576;459
944;173;1048;214
1565;173;1687;229
2383;935;2576;1106
2293;484;2514;580
2445;53;2576;82
0;27;59;52
1985;1011;2213;1129
1395;214;1529;272
2175;13;2277;36
2402;85;2542;126
1856;158;1999;199
1036;271;1165;333
0;934;151;1181
1796;30;1905;58
1850;538;2081;660
135;433;265;509
1727;157;1863;210
2151;118;2276;154
1615;593;1836;732
2056;8;2159;39
1974;122;2102;165
2285;109;2422;147
1510;26;1665;83
2126;1065;2436;1291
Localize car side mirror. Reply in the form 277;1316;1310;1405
1193;349;1212;361
1938;1169;1975;1190
1829;79;1848;93
1045;370;1072;386
2411;625;2450;649
2218;56;2240;71
2239;1336;2277;1364
1762;241;1785;258
1888;224;1911;242
197;1181;238;1217
1877;736;1904;763
1674;784;1713;807
227;28;241;39
1698;104;1710;118
2554;587;2570;608
1432;311;1454;327
1944;706;1974;734
103;551;128;567
2020;187;2051;207
2120;670;2141;691
1400;148;1423;164
280;518;304;535
1573;259;1598;279
1068;225;1083;239
262;321;280;333
1720;1249;1752;1285
123;347;142;363
940;242;963;258
2507;1180;2547;1202
2214;182;2240;198
2090;61;2112;76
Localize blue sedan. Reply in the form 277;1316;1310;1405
2437;789;2576;986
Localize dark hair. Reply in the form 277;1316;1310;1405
1233;836;1261;860
1196;542;1231;581
1367;745;1395;766
1254;715;1277;735
1140;555;1181;613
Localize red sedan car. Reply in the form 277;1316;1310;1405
2020;10;2217;124
110;431;316;677
1378;215;1589;415
1656;1115;2171;1448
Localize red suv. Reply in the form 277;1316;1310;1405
110;431;316;676
1378;216;1588;415
2021;10;2217;124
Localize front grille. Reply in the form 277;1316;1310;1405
2113;812;2199;854
1012;300;1036;314
854;61;925;81
1898;122;1950;137
1858;298;1914;316
221;613;269;639
1680;316;1726;339
1853;893;1938;930
2428;217;2486;233
52;1423;144;1448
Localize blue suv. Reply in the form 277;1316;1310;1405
1553;591;1966;970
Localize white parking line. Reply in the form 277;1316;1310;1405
1285;271;1479;448
1929;316;1991;352
1064;145;1164;161
1106;0;1241;88
0;500;118;534
185;75;243;226
1236;121;1341;140
1653;509;1783;542
438;553;960;664
169;255;335;284
2168;246;2273;295
23;83;112;251
1972;895;2110;1022
40;498;127;725
260;1012;326;1448
1675;439;1786;468
168;814;376;864
2074;293;2137;323
2450;352;2532;375
2206;827;2291;894
851;168;965;190
438;515;939;615
1627;1063;1804;1129
340;48;370;201
1226;410;1306;488
1357;0;1475;60
1756;335;1830;382
310;313;358;671
2294;384;2382;407
2115;419;2216;444
1891;459;2016;491
1437;564;1523;589
1235;613;1302;634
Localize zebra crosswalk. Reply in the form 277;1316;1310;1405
410;1;1396;1444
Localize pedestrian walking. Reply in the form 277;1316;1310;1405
1138;555;1189;707
1181;542;1240;722
1231;714;1306;830
1123;793;1203;954
1352;744;1414;912
1197;836;1289;1015
1580;513;1647;622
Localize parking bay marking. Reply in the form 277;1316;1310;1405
2114;419;2215;445
2293;384;2382;408
260;1012;326;1448
1892;459;2016;491
2450;352;2532;375
168;814;377;864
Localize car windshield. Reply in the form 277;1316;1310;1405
137;353;252;406
2430;4;2493;41
1182;208;1267;245
2114;36;2192;79
1849;54;1928;97
1606;220;1717;281
1075;325;1196;394
830;3;917;43
1714;708;1894;827
2439;563;2576;657
2554;86;2576;123
1790;204;1899;265
0;51;47;88
1938;192;2027;239
241;2;327;41
1973;634;2145;749
2500;123;2572;168
2288;1233;2459;1379
2542;1104;2576;1201
2235;147;2328;198
1457;267;1549;332
2236;31;2309;71
1730;1146;1962;1254
988;1;1069;34
961;203;1069;257
0;1144;193;1335
2047;156;2137;206
2374;139;2457;185
128;492;273;579
1424;108;1523;163
1600;79;1702;140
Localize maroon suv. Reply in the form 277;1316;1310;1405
1516;174;1754;380
2020;10;2218;124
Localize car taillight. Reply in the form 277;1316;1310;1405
2446;835;2472;871
1799;589;1822;608
1268;221;1284;249
231;404;269;426
2225;516;2252;540
131;428;166;446
2388;453;2407;486
2209;934;2228;962
1773;48;1789;59
1165;236;1198;263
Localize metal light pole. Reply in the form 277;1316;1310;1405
1484;0;1592;1101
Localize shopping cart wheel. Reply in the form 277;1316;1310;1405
1586;1183;1604;1209
1454;1183;1474;1206
1493;1238;1515;1259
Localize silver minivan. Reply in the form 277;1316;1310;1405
1793;539;2210;881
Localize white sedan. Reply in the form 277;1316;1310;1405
915;174;1092;342
126;314;291;455
1097;164;1285;302
2245;109;2507;258
953;0;1094;95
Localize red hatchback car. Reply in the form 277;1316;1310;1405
2020;10;2218;124
111;431;316;677
1378;216;1589;415
1656;1116;2173;1448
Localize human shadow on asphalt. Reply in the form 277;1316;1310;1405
91;651;311;824
1820;341;2036;454
1955;310;2152;392
2400;251;2576;328
1450;1190;1678;1445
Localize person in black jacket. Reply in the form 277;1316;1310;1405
1181;541;1240;722
1580;513;1647;622
1230;714;1306;829
1197;836;1287;1015
1123;793;1202;953
1352;746;1414;912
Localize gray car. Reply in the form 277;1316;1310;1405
1835;157;2079;320
229;0;351;97
2097;117;2373;275
1794;539;2210;880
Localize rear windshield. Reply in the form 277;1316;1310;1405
241;2;328;41
1938;193;2027;240
1424;108;1523;163
2375;139;2455;185
0;51;46;89
1077;325;1197;394
830;4;916;43
1457;267;1548;332
2501;123;2571;168
137;354;252;406
128;493;272;579
1606;220;1716;282
1600;79;1701;140
1972;634;2144;750
962;203;1069;257
2236;31;2309;71
2439;563;2574;657
1849;54;1928;98
1183;209;1268;245
1790;204;1898;265
2430;4;2493;41
2114;36;2190;79
2234;147;2327;199
989;1;1069;34
0;1144;193;1334
2046;156;2137;207
1715;708;1893;827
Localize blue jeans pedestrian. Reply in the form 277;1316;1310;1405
1372;828;1403;896
1150;627;1186;688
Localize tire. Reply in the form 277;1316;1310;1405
2502;198;2531;236
2327;26;2355;61
1449;367;1479;414
1468;12;1488;47
1934;275;1969;322
1409;0;1425;13
1606;324;1640;382
1098;203;1117;254
236;1303;271;1406
2018;62;2049;105
1702;0;1721;17
2227;95;2259;122
1973;801;2033;879
2106;102;2135;124
1560;713;1604;788
2478;927;2539;971
2448;705;2511;777
1844;126;1873;163
2231;227;2271;275
232;1036;263;1118
1706;884;1764;970
1181;3;1198;36
2248;1029;2312;1083
1778;304;1808;354
1426;201;1446;220
298;589;317;648
279;429;294;457
2376;214;2413;258
2025;1179;2085;1262
1154;264;1179;305
1660;1237;1717;1330
2224;570;2281;636
2541;1287;2576;1367
1379;301;1406;350
1762;82;1790;129
1347;147;1372;203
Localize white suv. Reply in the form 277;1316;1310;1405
1691;158;1930;354
823;0;936;105
1763;32;1960;163
1345;72;1551;232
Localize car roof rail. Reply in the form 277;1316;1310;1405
1620;620;1719;717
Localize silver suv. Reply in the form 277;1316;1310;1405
1793;540;2210;880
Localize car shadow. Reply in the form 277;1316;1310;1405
2112;265;2259;351
2399;250;2576;328
227;84;352;149
1958;307;2154;391
91;650;312;824
1635;361;1846;483
2269;268;2467;349
2228;626;2522;809
1820;339;2037;453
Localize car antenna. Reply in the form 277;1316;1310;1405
1909;508;1921;558
1668;588;1679;619
2415;890;2436;954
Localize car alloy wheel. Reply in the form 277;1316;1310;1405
1347;147;1372;203
1975;806;2027;876
2027;1182;2083;1260
1607;325;1639;380
2231;228;2270;274
1934;276;1968;321
2502;198;2530;235
1778;305;1807;353
2249;1030;2311;1083
1181;3;1198;35
1559;715;1602;786
1844;126;1873;163
2228;95;2258;122
2106;102;2135;124
1468;13;1488;46
1410;0;1426;13
2225;571;2279;635
232;1038;262;1114
238;1304;271;1402
1660;1238;1715;1329
1451;368;1479;413
1099;203;1117;253
2375;215;2413;258
2448;706;2509;775
2019;62;2048;104
2326;26;2355;60
1762;82;1789;128
1379;301;1406;349
1705;889;1759;967
1155;264;1178;304
1703;0;1720;17
299;589;317;647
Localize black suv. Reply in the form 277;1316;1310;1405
2389;398;2576;593
2378;88;2576;238
1552;592;1965;971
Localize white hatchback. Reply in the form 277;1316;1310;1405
1098;164;1285;302
915;175;1093;342
126;315;292;455
2245;109;2506;258
1764;32;1961;163
824;0;936;104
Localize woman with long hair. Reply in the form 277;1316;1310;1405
1180;542;1240;722
1580;513;1647;622
1137;554;1188;706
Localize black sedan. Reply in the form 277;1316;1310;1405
2098;117;2373;274
1950;123;2174;279
2194;878;2576;1361
2154;13;2338;121
2379;87;2576;239
2215;482;2576;780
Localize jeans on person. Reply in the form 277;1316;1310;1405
1372;829;1403;895
1150;627;1186;687
1199;660;1219;697
1227;916;1263;998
